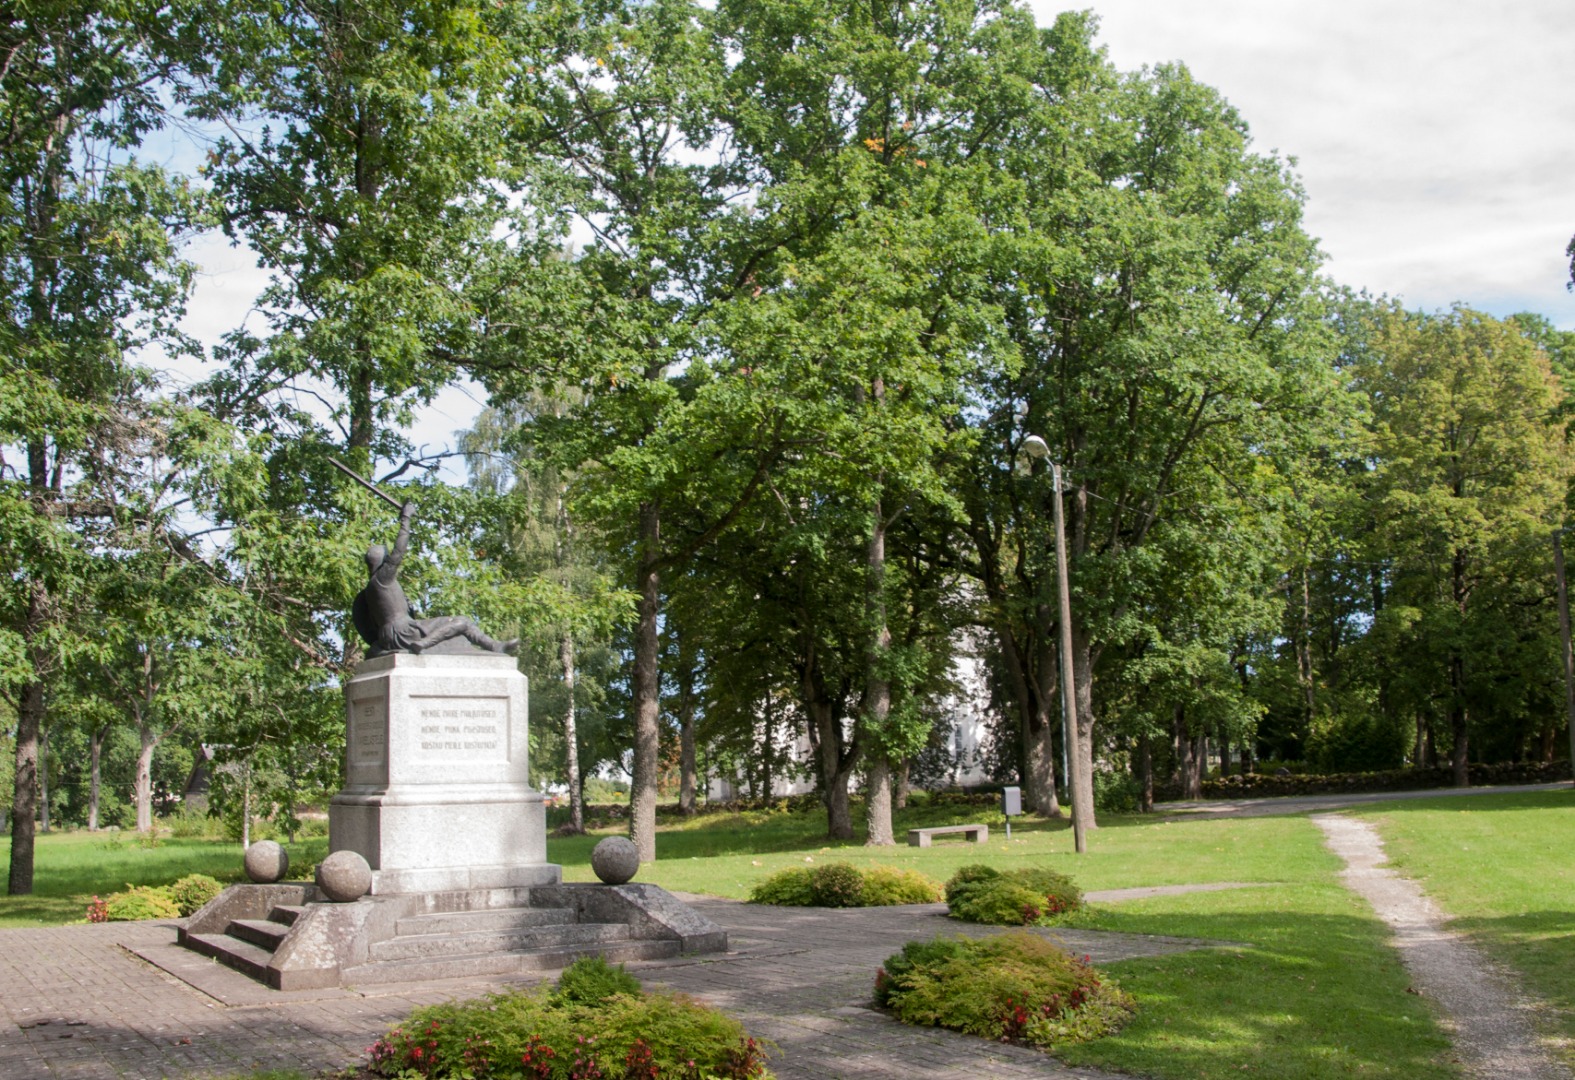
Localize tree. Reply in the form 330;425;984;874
1355;305;1571;785
962;13;1331;826
0;0;201;891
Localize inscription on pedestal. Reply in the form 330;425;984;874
410;696;509;761
349;696;386;764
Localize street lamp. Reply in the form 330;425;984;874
1021;435;1087;854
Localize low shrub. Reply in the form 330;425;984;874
170;874;224;916
748;867;814;906
367;956;773;1079
552;954;642;1007
104;884;181;921
945;864;1083;926
750;863;942;908
875;932;1133;1049
807;862;864;907
861;866;942;905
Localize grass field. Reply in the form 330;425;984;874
0;830;329;927
1353;788;1575;1069
14;791;1575;1079
542;801;1458;1079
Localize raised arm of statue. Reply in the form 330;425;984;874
381;501;417;578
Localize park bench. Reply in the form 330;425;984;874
907;824;989;848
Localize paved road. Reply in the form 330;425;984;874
1155;779;1573;818
0;898;1231;1080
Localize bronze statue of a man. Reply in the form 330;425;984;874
352;500;518;657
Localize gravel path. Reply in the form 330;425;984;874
1313;813;1570;1080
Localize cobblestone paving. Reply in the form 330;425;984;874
0;897;1235;1080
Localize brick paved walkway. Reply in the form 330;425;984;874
0;895;1235;1080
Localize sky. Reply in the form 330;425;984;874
1042;0;1575;327
170;0;1575;462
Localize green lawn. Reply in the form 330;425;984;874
0;830;328;926
545;802;1458;1080
1352;788;1575;1069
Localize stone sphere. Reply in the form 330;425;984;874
315;850;373;902
591;836;641;885
243;840;289;884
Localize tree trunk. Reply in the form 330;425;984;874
1296;566;1316;734
1218;728;1231;778
894;757;910;810
1070;626;1098;829
676;652;697;815
1449;654;1469;788
135;722;158;833
865;756;894;846
38;726;49;834
88;726;105;831
561;635;584;833
761;694;774;798
1138;733;1154;812
1000;624;1061;817
1177;705;1201;799
1450;548;1470;788
8;676;43;895
863;496;895;846
629;501;662;862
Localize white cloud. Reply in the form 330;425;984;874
1033;0;1575;326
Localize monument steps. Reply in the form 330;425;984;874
340;936;682;986
393;906;577;936
184;931;276;981
370;918;633;962
228;918;291;951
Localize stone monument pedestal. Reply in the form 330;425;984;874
330;652;559;894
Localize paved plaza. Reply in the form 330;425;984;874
0;894;1231;1080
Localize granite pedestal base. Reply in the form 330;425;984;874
329;652;557;894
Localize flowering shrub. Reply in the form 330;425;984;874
749;863;941;908
367;956;774;1079
944;865;1083;926
875;932;1133;1049
85;896;110;923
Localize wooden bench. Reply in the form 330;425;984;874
907;824;989;848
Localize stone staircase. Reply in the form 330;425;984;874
179;883;721;990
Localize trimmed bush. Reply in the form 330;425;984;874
104;884;181;921
750;863;942;908
368;956;772;1078
808;862;864;907
875;932;1133;1049
861;866;943;905
170;873;224;916
945;865;1083;926
748;867;814;906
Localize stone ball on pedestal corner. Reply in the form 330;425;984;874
243;840;289;884
316;850;373;902
591;836;640;885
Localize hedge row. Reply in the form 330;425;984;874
1154;759;1571;802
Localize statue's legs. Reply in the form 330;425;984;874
409;616;518;654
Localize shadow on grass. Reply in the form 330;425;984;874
550;802;1167;868
1060;905;1458;1080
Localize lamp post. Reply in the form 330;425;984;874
1021;435;1087;854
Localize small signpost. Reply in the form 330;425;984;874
1002;786;1021;839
